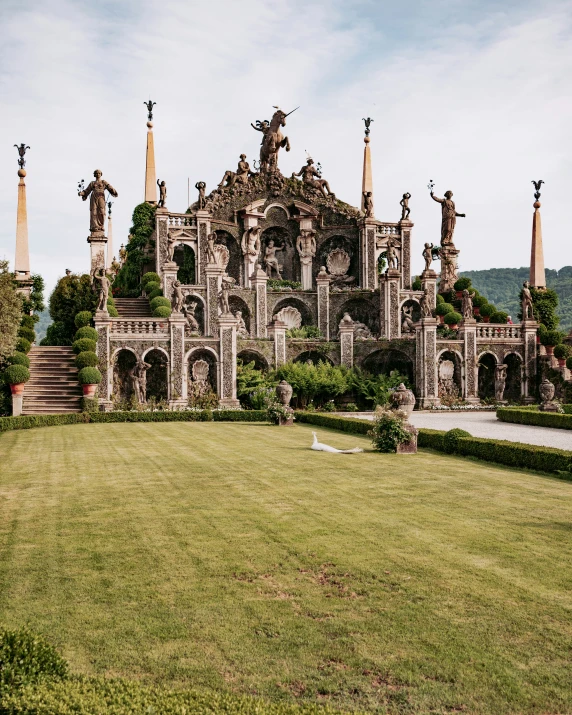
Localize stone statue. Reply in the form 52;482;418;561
430;190;465;246
195;181;207;209
207;232;217;264
183;301;200;333
167;234;177;263
422;243;434;272
292;159;335;199
219;154;251;189
79;170;118;233
144;100;156;122
119;244;127;265
172;280;184;312
363;191;374;218
217;277;233;315
461;289;474;320
235;310;249;338
263;240;285;279
494;364;507;402
14;143;30;169
91;266;114;312
130;358;151;404
400;192;411;221
420;288;432;318
385;238;398;270
353;321;372;340
241;226;262;257
296;230;316;260
522;280;534;320
157;179;167;208
253;106;296;172
402;304;415;333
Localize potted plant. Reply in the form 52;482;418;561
4;364;30;395
471;294;487;316
542;329;561;356
553;344;569;367
435;302;454;324
78;366;102;397
566;356;572;371
453;277;472;299
479;304;494;323
443;311;462;330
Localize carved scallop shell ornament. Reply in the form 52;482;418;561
213;244;230;269
273;306;302;329
191;359;210;383
326;248;351;276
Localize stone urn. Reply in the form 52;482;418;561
391;383;416;418
539;378;558;412
275;380;293;408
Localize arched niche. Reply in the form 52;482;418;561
187;347;218;398
362;349;413;383
229;295;251;334
272;297;313;327
293;350;334;366
336;298;379;335
184;294;205;335
504;353;523;402
237;350;269;372
260;226;297;282
437;350;463;402
112;348;137;402
478;352;497;400
316;234;359;285
214;230;241;284
174;244;196;285
400;298;420;330
142;348;169;402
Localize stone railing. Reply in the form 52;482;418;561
110;319;169;336
476;325;521;340
168;213;197;228
377;223;400;236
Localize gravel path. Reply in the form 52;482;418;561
340;411;572;450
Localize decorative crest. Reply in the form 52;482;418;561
531;179;544;201
14;144;30;169
144;99;156;121
362;117;373;136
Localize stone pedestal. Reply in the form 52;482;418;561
360;219;378;289
316;268;331;339
88;233;107;274
338;314;354;368
420;270;438;312
415;317;440;408
169;313;187;409
278;410;294;426
300;255;313;291
11;394;23;417
267;319;287;367
205;264;224;337
218;313;240;408
459;319;479;403
438;246;460;294
380;269;401;339
162;261;179;305
250;264;269;337
397;424;418;454
522;319;539;402
93;314;112;409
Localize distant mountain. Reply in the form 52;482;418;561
459;267;572;332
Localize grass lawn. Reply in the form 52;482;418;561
0;422;571;714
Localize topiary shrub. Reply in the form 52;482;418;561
567;356;572;370
443;311;462;326
0;627;68;696
489;311;508;324
150;296;171;311
479;304;494;318
15;338;31;354
435;302;454;317
553;344;569;360
7;352;30;368
443;428;471;453
543;329;562;347
78;367;102;385
152;305;172;318
144;280;161;295
17;327;35;343
454;277;472;291
74;311;93;328
147;288;164;301
72;338;97;355
436;293;445;305
108;306;119;317
368;407;412;453
75;351;99;369
74;326;98;342
141;272;161;288
4;364;30;385
20;315;36;329
472;295;487;309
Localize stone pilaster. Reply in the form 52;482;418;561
155;209;169;275
415;317;440;408
88;234;107;274
205;265;224;337
94;315;112;408
380;269;401;339
400;222;413;289
250;264;269;337
316;267;331;340
522;319;539;402
162;262;179;307
420;269;438;312
338;314;354;368
218;313;240;408
459;319;479;403
168;312;187;409
267;320;287;367
11;393;23;417
196;211;212;284
360;219;377;289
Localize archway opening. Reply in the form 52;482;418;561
504;353;522;402
400;299;420;334
336;298;378;337
261;226;297;282
478;353;497;400
229;295;251;336
145;349;168;402
174;244;196;284
438;351;462;403
183;295;204;335
293;351;333;366
362;349;413;383
316;234;359;286
113;349;137;403
215;230;241;284
237;350;269;372
187;348;218;409
272;297;313;327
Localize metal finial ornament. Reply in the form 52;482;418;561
107;200;113;217
531;179;544;201
316;162;323;177
77;179;85;194
14;144;30;169
362;117;373;137
144;99;156;122
427;179;435;193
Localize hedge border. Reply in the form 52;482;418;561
497;407;572;430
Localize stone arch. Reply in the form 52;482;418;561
362;349;414;383
316;234;359;285
184;293;205;335
237;349;269;372
112;347;137;402
293;350;334;366
264;203;291;219
437;350;463;402
272;297;313;327
228;295;251;334
173;244;196;284
214;230;241;284
261;225;297;282
478;352;497;400
186;346;218;399
336;297;379;336
503;352;523;402
141;347;169;402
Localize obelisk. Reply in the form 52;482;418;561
361;117;374;212
529;180;546;289
13;144;32;298
144;100;157;204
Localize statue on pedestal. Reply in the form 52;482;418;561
422;243;434;272
296;230;316;261
172;280;184;312
183;301;200;333
385;238;398;270
207;232;217;264
402;304;415;333
195;181;207;209
130;358;151;404
263;240;285;279
91;266;114;312
461;289;474;320
430;188;465;246
157;180;167;208
522;281;535;320
400;192;411;221
167;234;177;263
217;277;233;315
420;288;432;318
293;158;335;199
79;170;118;233
494;364;507;402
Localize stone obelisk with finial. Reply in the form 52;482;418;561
529;180;546;289
361;117;374;213
13;144;33;298
359;118;378;289
144;100;157;204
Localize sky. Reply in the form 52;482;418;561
1;0;571;299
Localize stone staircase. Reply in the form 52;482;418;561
114;298;153;318
22;347;82;414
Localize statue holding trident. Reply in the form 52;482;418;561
428;181;465;247
79;170;118;234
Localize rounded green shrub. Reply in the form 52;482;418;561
108;306;119;317
479;303;495;317
150;296;171;311
15;338;31;354
7;352;30;368
20;315;36;329
553;344;569;359
436;293;445;305
435;302;454;317
142;271;161;287
368;407;412;453
78;367;102;385
472;295;487;308
443;311;462;326
148;288;164;301
544;329;562;347
72;338;97;355
18;327;36;343
489;311;508;324
74;311;93;328
566;356;572;370
152;305;172;318
443;428;471;453
75;351;99;369
0;627;68;695
75;326;98;342
4;364;30;385
144;281;161;295
454;277;472;291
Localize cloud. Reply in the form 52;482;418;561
0;0;570;301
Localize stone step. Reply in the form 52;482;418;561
23;346;83;414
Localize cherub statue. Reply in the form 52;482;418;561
461;289;475;320
91;266;114;312
157;179;167;208
167;234;177;263
195;181;207;209
402;304;415;333
363;191;374;218
172;280;184;312
400;192;411;221
420;288;432;318
422;242;434;272
217;276;234;315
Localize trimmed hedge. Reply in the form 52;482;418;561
147;288;163;301
149;296;171;311
18;327;36;343
152;305;172;318
0;414;90;432
212;410;267;422
77;367;102;385
4;365;30;385
74;326;98;342
497;407;572;430
15;338;31;354
295;412;370;435
141;271;161;287
144;280;161;295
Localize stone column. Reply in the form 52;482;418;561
420;269;437;312
250;264;269;337
415;317;440;408
360;219;377;289
380;269;401;339
529;198;546;288
94;314;112;409
218;313;240;408
338;314;354;368
522;319;539;402
169;312;187;409
267;319;287;367
88;234;107;274
316;267;331;340
459;319;479;403
399;222;413;290
196;211;212;284
11;393;23;417
205;264;224;337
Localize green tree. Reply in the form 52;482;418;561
0;260;23;361
45;274;98;345
113;203;157;294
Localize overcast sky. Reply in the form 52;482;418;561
1;0;571;298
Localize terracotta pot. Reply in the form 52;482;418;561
558;358;566;367
536;336;541;344
10;383;25;396
482;316;490;323
449;323;458;330
456;291;463;299
545;345;555;356
473;307;480;316
82;384;98;397
438;315;444;324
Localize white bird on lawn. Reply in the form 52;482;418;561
311;431;363;454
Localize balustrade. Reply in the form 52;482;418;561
110;319;169;336
475;325;521;340
167;213;197;228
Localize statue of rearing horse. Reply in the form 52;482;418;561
252;106;298;173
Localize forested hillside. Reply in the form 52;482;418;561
459;267;572;332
